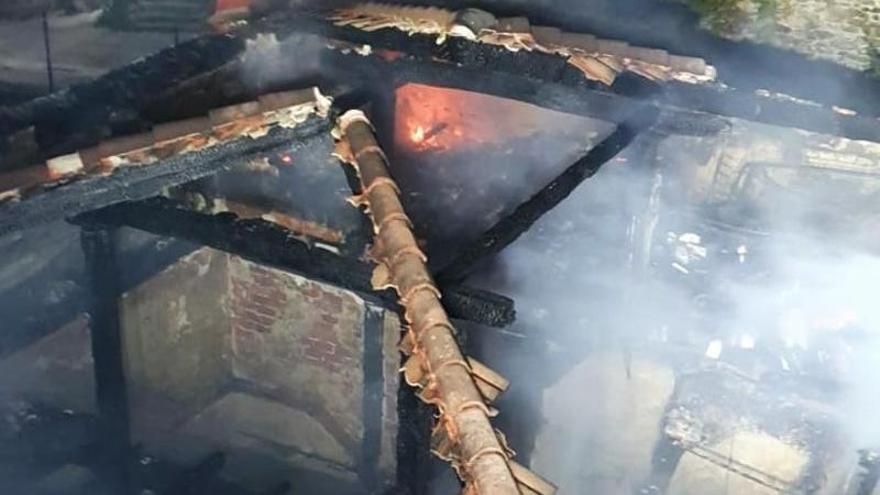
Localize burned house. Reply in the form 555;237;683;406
1;1;880;494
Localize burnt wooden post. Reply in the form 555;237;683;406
359;305;385;491
81;223;132;493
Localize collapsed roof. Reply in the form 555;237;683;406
1;2;880;494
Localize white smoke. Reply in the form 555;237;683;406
464;117;880;493
239;32;324;92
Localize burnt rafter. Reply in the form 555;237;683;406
437;109;658;285
278;10;880;144
80;197;516;328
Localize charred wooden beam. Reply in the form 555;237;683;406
437;109;658;285
359;305;385;491
80;224;132;493
0;116;331;237
441;285;516;328
291;14;880;143
81;197;516;327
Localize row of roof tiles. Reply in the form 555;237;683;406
329;3;715;86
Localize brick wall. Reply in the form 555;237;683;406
117;247;400;485
227;256;366;467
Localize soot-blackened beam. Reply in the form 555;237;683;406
437;110;658;285
301;17;880;143
358;305;385;491
80;224;132;493
83;197;516;327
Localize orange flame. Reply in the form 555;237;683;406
395;83;592;153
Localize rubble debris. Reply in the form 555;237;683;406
329;3;716;86
335;109;555;495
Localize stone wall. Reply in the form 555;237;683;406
120;248;232;442
681;0;880;71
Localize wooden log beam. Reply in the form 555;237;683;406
80;197;516;328
436;109;658;285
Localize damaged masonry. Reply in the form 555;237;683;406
1;1;880;494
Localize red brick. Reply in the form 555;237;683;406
302;336;342;370
250;269;279;284
249;292;283;309
249;264;273;276
301;285;320;300
320;313;339;325
232;315;269;334
242;301;279;319
315;292;343;312
242;309;275;329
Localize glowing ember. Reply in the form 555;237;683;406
281;154;293;164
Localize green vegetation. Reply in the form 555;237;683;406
686;0;777;35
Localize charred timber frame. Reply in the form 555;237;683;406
437;109;658;285
81;197;516;329
277;13;880;143
336;111;555;495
